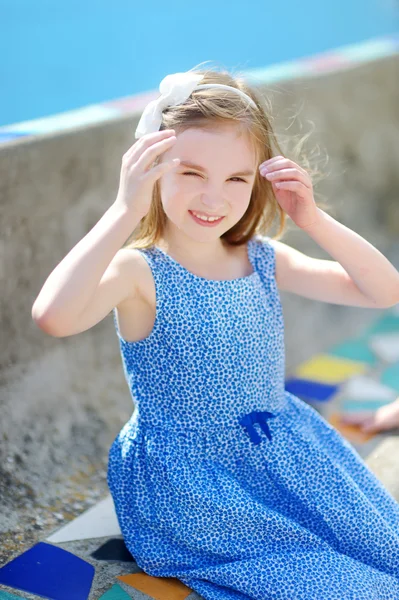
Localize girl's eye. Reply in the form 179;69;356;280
182;172;246;183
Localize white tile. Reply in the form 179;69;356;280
342;376;397;401
46;494;121;543
369;332;399;363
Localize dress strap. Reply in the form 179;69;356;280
252;234;277;281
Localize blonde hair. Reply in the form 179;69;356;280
125;63;327;250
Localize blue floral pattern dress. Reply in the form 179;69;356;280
107;235;399;600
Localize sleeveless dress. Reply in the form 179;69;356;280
107;235;399;600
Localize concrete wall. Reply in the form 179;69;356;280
1;53;398;531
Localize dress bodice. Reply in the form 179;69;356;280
112;235;286;431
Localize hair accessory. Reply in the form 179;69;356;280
135;70;257;139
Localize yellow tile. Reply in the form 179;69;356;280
294;354;367;384
117;572;192;600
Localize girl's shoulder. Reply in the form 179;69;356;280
114;247;158;343
118;246;157;304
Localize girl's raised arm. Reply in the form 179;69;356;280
32;129;180;337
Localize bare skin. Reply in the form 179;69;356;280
339;397;399;433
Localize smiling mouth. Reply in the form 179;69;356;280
189;210;225;226
190;210;225;221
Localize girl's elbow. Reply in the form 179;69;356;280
32;310;65;338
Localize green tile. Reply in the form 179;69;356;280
0;592;24;599
99;583;132;599
365;313;399;336
329;339;377;365
341;398;393;413
381;363;399;393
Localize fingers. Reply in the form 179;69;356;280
262;168;311;190
124;129;176;163
271;181;309;193
259;156;309;179
149;158;181;181
135;134;177;174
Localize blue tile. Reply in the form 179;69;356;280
0;542;94;600
285;378;339;402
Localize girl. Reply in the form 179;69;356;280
32;67;399;599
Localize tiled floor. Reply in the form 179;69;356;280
1;305;398;600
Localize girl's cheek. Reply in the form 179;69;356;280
180;177;201;189
160;175;182;198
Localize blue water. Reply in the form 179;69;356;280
1;0;397;127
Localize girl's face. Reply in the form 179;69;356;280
158;124;257;243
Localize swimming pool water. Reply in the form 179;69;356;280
1;0;397;127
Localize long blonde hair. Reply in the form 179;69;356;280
125;63;326;250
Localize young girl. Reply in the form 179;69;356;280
32;67;399;599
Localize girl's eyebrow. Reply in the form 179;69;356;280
179;160;255;178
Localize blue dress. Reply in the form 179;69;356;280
107;235;399;600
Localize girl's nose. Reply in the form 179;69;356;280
200;194;225;212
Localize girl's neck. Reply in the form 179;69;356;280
157;234;230;267
155;235;252;281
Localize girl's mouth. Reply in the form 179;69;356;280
189;211;225;227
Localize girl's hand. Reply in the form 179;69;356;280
340;398;399;434
114;129;180;219
259;156;319;230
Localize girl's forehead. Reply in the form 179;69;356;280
175;126;257;158
177;124;249;141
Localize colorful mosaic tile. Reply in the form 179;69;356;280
285;378;339;402
328;413;377;444
381;363;399;393
365;312;399;336
0;591;25;599
340;398;394;414
294;354;367;384
0;542;94;600
91;538;134;562
328;339;377;365
117;572;192;600
369;333;399;363
342;376;397;401
46;495;121;543
98;583;132;599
